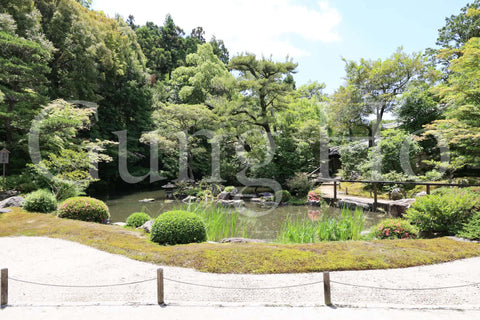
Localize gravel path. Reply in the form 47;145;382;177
1;236;479;308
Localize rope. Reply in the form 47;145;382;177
163;277;324;290
330;280;480;291
8;277;156;288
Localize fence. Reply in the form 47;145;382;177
2;267;480;308
318;178;480;210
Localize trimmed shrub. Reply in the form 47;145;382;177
405;187;479;236
23;189;57;213
374;219;418;239
126;212;151;228
57;197;110;223
151;210;206;245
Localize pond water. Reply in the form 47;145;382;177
103;190;388;240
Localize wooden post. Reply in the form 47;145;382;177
323;271;332;306
157;268;164;305
333;181;337;202
1;268;7;307
373;183;378;210
426;184;430;195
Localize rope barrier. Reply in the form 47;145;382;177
163;277;324;290
8;276;156;288
7;275;480;291
330;280;480;291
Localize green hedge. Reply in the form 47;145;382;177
57;197;110;223
126;212;151;228
151;210;206;245
23;189;57;213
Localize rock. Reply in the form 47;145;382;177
164;199;175;204
220;237;266;243
182;196;196;203
112;222;126;227
216;199;245;208
338;199;371;211
138;220;154;233
389;198;416;218
139;198;154;203
307;200;322;206
389;188;403;200
250;197;263;203
414;191;427;197
0;196;24;208
217;191;231;200
258;192;273;198
0;208;12;213
0;190;18;201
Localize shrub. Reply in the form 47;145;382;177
23;189;57;213
374;219;418;239
280;189;291;202
151;210;206;245
307;188;322;202
57;197;110;223
457;212;480;240
286;173;313;198
224;186;235;193
405;188;479;236
126;212;151;228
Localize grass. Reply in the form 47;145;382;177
2;208;480;273
181;203;253;241
277;207;364;243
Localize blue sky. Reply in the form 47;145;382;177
92;0;467;93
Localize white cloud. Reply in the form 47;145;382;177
94;0;341;59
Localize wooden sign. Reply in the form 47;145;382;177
0;148;9;164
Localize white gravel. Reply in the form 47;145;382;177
1;236;480;308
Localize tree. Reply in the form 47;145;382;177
225;54;297;135
424;37;480;172
0;31;51;157
343;48;427;146
436;2;480;50
169;43;234;104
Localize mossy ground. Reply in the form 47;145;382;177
2;208;480;274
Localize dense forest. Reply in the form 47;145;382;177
0;0;479;199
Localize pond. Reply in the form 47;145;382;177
103;190;388;240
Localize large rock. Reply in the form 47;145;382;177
220;237;266;243
0;190;18;200
138;220;154;233
217;191;231;200
389;188;404;200
216;199;245;208
338;198;371;211
0;196;24;208
389;198;416;218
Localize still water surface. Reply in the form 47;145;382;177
104;190;387;240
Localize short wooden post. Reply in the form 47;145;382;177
323;271;332;306
426;184;430;195
157;268;164;305
1;268;7;307
333;181;337;201
373;183;378;210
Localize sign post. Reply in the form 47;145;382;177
0;148;10;183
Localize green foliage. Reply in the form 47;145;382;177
150;210;206;245
338;141;369;179
126;212;151;228
374;219;419;239
457;211;480;240
23;189;57;213
277;207;364;243
57;197;110;223
405;188;480;236
286;173;313;198
183;204;250;241
224;186;235;193
281;189;292;202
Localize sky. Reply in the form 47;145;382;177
92;0;467;93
